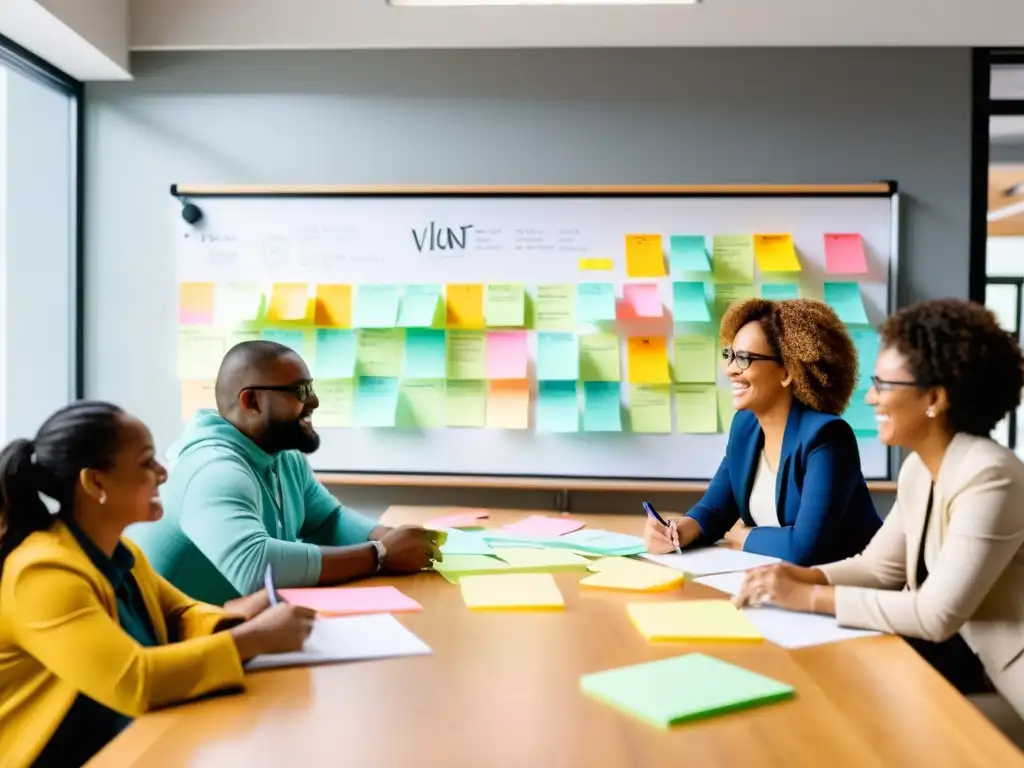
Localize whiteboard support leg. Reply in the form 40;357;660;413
554;489;571;513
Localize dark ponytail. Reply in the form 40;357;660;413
0;401;125;571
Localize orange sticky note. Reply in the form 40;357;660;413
267;282;310;322
179;282;216;325
625;234;666;278
627;336;671;384
180;380;216;421
446;284;485;329
314;284;352;327
486;380;530;429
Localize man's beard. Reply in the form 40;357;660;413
262;414;321;454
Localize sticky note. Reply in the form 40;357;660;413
459;573;565;610
669;235;711;274
228;329;261;348
582;382;622;432
714;283;757;319
537;381;579;432
550;530;647;557
627;337;670;384
276;586;422;617
354;376;399;427
579;654;795;729
844;390;877;437
398;284;442;328
718;387;735;432
214;283;263;325
425;510;490;530
579;558;684;591
313;379;354;427
577;283;617;323
824;282;870;325
445;380;487;427
446;330;487;380
848;327;880;390
673;335;716;383
502;515;585;537
534;284;575;330
712;236;755;284
314;329;357;378
628;384;671;434
486;380;530;429
579;257;614;271
484;283;526;327
761;283;800;300
487;331;528;380
356;328;404;377
397;379;445;429
825;233;869;274
262;330;308;357
266;283;310;322
354;284;400;328
623;283;663;318
404;329;447;379
627;600;763;642
579;333;621;382
753;234;801;272
537;332;579;381
433;555;513;583
492;548;591;570
180;380;216;421
314;284;352;328
672;282;712;323
439;529;495;557
179;282;216;324
446;283;485;329
178;329;226;379
625;234;666;278
674;384;719;433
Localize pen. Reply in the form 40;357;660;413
264;563;279;606
643;501;682;554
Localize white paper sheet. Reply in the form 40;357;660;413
246;614;433;671
642;546;781;577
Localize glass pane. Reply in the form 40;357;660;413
991;65;1024;101
986;282;1020;333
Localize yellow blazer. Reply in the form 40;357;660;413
819;433;1024;716
0;521;246;768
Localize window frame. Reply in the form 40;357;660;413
986;275;1023;450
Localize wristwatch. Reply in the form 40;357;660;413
370;540;387;573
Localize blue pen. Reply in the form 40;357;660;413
643;501;682;554
264;563;279;606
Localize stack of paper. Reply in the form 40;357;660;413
459;573;566;610
643;546;780;577
627;600;763;642
276;586;422;617
579;557;684;592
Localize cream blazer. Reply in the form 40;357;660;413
819;433;1024;716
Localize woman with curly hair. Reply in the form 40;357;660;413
644;297;882;565
734;298;1024;726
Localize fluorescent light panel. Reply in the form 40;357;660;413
389;0;699;6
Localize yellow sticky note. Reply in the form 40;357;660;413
459;573;565;610
314;284;352;328
627;600;763;642
712;236;755;284
446;284;485;329
446;331;487;380
180;380;216;421
625;234;666;278
315;379;355;427
445;380;487;427
484;283;526;327
177;329;226;380
486;380;530;429
579;257;614;271
627;337;670;384
628;384;672;434
356;329;404;377
673;335;717;383
580;559;684;592
580;333;621;382
533;284;576;330
179;282;216;325
491;548;591;570
714;283;757;320
753;234;801;272
397;379;445;429
674;384;719;434
267;282;310;322
718;387;735;432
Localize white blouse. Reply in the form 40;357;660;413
748;451;780;528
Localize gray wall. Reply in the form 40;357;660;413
84;48;975;517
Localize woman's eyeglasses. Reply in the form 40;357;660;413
240;382;316;403
869;376;920;392
721;348;779;371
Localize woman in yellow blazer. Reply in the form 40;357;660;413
0;401;317;768
734;299;1024;730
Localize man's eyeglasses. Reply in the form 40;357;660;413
870;376;920;392
241;382;316;403
721;348;780;371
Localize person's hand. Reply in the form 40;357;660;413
223;589;272;621
379;525;443;574
229;603;316;660
732;563;825;611
722;520;752;550
643;515;679;555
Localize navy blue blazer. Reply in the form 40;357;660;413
685;399;882;566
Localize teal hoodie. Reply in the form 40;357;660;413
127;410;377;605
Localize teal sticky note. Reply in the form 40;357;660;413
537;381;579;432
582;382;622;432
313;329;356;378
669;235;711;274
844;389;877;437
440;529;495;557
577;283;617;323
537;332;579;381
354;284;400;328
262;330;306;354
354;376;399;427
824;282;870;325
761;283;800;300
672;282;712;323
404;329;447;378
398;284;441;328
848;327;880;390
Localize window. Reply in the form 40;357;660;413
986;276;1023;453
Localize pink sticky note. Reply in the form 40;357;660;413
501;515;586;537
824;233;868;274
424;510;490;530
276;586;423;617
487;331;529;379
623;283;663;318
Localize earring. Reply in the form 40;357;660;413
926;407;936;419
98;491;107;505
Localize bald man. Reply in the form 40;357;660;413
128;341;442;605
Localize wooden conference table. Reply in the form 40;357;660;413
91;507;1024;767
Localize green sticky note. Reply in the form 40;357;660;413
577;283;617;323
537;332;579;381
397;379;444;429
824;282;870;325
718;387;735;433
761;282;800;300
672;282;712;323
534;284;576;330
404;329;447;379
579;653;795;730
844;389;877;437
669;235;711;274
582;382;622;432
354;284;400;328
398;284;442;328
484;283;526;327
579;333;621;382
673;335;717;383
354;376;399;427
177;328;227;379
537;381;579;432
356;328;404;377
714;283;757;320
314;379;354;427
848;327;880;390
629;384;671;434
262;330;311;360
712;235;755;284
446;330;487;380
313;329;356;379
445;380;487;427
673;384;719;433
433;554;512;583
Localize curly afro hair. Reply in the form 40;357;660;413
879;298;1024;436
720;297;858;415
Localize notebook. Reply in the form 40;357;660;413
459;573;566;610
626;600;764;642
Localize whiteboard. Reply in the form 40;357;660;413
173;188;897;481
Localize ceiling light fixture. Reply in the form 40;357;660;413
388;0;700;6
